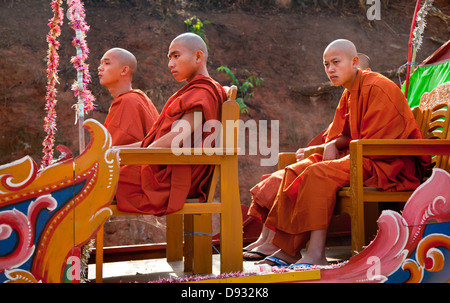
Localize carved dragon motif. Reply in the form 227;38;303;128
0;119;119;283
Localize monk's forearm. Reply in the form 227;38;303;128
322;135;351;160
115;141;142;148
334;135;351;150
148;132;179;148
147;111;202;148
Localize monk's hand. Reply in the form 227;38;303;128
323;141;339;160
296;144;326;161
296;147;306;161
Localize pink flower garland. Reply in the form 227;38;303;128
41;0;95;168
41;0;64;169
67;0;95;115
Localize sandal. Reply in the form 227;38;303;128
263;256;291;267
288;263;313;270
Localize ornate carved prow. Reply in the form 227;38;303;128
0;119;119;283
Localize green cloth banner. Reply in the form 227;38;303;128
403;60;450;108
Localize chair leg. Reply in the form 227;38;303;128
183;214;193;272
95;226;104;283
219;157;243;273
166;214;183;261
192;213;212;274
351;202;365;254
364;203;379;244
183;214;213;274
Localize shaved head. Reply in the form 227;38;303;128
171;33;208;62
107;47;138;76
324;39;357;59
98;48;138;98
167;32;210;82
323;39;359;89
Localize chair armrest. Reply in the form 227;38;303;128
118;147;240;165
304;146;324;158
349;139;450;203
350;139;450;157
277;152;297;170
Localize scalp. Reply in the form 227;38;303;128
323;39;357;59
171;33;208;60
107;48;137;74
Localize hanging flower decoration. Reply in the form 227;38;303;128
42;0;95;169
412;0;434;52
67;0;95;115
42;0;64;169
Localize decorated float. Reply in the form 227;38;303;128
0;0;449;283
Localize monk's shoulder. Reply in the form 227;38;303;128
360;71;409;115
120;90;150;105
116;91;156;114
181;86;219;104
361;71;399;95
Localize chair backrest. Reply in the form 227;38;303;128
221;86;239;148
204;85;239;202
415;81;450;171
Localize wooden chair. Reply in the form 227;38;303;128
95;86;243;282
278;81;450;254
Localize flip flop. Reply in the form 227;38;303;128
263;256;291;267
243;250;268;261
288;263;313;270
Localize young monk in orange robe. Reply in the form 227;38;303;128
99;48;159;146
115;33;227;215
247;39;429;266
244;51;372;260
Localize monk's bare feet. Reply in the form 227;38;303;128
243;227;278;260
256;249;301;266
290;229;328;266
243;239;265;252
244;226;273;251
294;250;328;266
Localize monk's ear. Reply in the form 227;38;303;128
195;50;204;63
352;56;359;69
120;66;130;76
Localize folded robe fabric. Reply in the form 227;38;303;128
116;75;227;215
104;89;159;146
249;69;431;255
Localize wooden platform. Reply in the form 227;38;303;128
86;238;351;283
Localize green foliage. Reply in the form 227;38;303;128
184;16;211;48
217;66;264;114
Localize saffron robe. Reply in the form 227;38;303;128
104;90;159;146
116;75;227;215
249;69;430;255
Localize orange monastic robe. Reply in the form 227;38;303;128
104;90;159;146
249;69;430;255
116;75;227;215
